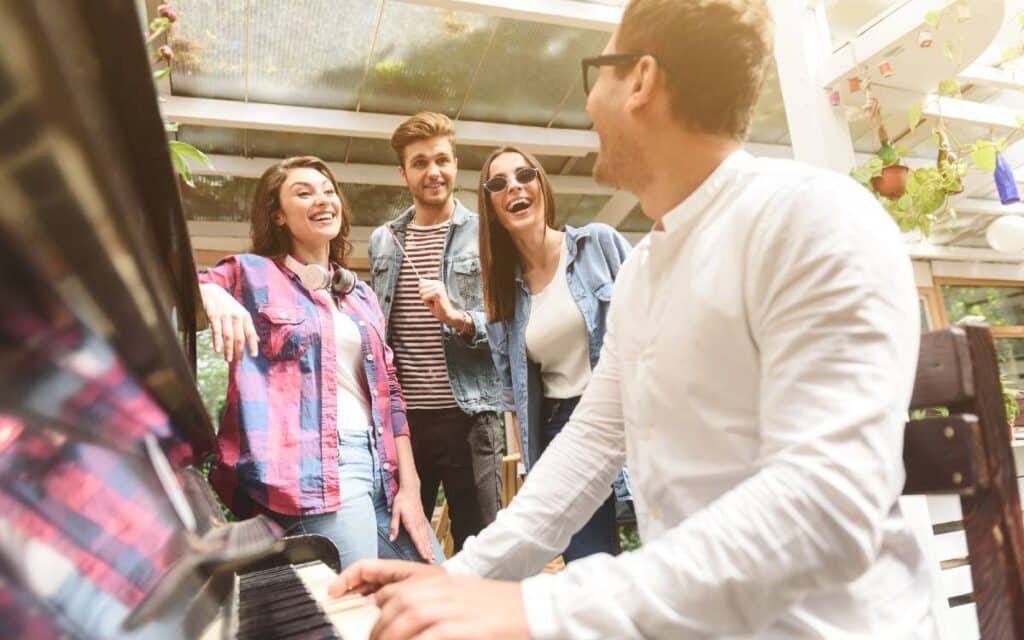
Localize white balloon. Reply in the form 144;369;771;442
986;216;1024;253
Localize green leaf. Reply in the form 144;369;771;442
925;10;942;27
168;140;214;168
149;17;170;32
938;78;961;97
163;121;179;133
908;104;923;130
152;66;171;81
970;141;998;172
878;141;902;166
943;41;955;61
169;145;195;187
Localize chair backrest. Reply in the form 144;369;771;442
903;324;1024;639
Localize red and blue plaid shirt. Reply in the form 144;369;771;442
199;254;409;518
0;288;192;634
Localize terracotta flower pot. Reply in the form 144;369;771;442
871;165;909;198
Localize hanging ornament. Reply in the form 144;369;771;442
995;152;1020;205
956;1;971;23
848;76;862;93
986;216;1024;253
829;88;841;106
919;28;935;48
878;60;894;78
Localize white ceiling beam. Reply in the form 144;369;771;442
958;65;1024;92
819;0;962;88
194;154;615;195
953;198;1024;216
769;0;855;173
921;94;1023;132
591;190;638;227
392;0;621;32
162;96;600;157
907;243;1024;263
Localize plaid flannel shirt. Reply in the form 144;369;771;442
199;254;409;518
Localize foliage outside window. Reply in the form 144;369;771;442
940;284;1024;427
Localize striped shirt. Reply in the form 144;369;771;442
390;222;458;410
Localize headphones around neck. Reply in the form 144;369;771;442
285;256;356;295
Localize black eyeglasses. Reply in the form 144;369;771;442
581;53;648;96
482;166;541;193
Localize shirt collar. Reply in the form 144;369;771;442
659;150;754;234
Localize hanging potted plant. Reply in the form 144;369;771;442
871;139;910;197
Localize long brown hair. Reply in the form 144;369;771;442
250;156;352;265
478;146;557;323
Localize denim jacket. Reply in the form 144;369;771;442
486;224;631;495
367;200;501;414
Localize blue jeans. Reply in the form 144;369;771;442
539;396;618;562
274;430;443;570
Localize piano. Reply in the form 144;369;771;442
0;1;376;637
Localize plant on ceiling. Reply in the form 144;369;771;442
146;4;212;188
850;94;966;237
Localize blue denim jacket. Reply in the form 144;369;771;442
486;224;631;495
367;200;501;414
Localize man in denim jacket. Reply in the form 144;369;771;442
367;112;502;552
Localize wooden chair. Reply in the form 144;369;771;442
903;324;1024;639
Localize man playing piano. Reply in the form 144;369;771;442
328;1;938;638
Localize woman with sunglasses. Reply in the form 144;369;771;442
197;156;442;569
479;146;631;562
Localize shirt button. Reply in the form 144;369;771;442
371;389;379;396
358;320;366;326
382;462;391;471
277;312;288;320
377;426;384;435
366;354;374;362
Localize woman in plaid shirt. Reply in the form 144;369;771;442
198;156;441;569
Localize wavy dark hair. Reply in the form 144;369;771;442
250;156;352;265
478;146;557;324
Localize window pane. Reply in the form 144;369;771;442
995;339;1024;388
941;285;1024;326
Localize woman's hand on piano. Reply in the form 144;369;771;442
389;486;436;563
200;283;259;362
328;559;443;597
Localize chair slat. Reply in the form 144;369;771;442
903;415;987;495
911;327;974;411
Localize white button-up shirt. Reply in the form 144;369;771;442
444;151;937;639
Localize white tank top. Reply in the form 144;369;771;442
331;302;373;432
524;242;592;399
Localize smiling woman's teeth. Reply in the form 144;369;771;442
508;199;530;213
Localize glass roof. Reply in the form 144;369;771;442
165;0;1019;256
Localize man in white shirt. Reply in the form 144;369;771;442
328;1;937;638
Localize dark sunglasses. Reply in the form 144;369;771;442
581;53;648;96
482;166;541;193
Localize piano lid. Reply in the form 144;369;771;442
0;0;214;456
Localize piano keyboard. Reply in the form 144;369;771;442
201;561;379;640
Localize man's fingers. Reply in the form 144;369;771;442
244;315;259;357
328;560;420;598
